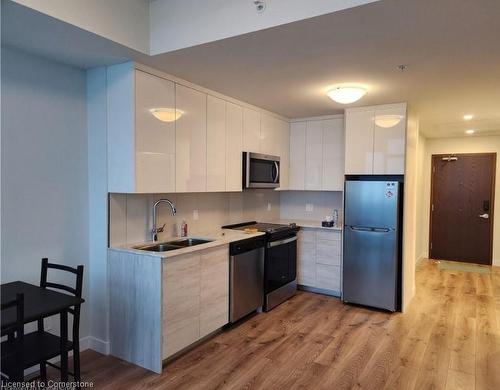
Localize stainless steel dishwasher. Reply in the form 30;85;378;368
229;236;266;323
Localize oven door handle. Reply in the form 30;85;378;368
267;235;297;248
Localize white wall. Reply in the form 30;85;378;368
402;112;419;310
150;0;379;54
1;47;89;337
415;132;427;262
419;135;500;266
12;0;150;53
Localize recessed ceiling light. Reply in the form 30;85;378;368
465;129;475;134
463;114;473;121
327;86;367;104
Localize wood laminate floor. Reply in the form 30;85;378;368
59;260;500;389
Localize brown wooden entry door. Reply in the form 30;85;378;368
430;153;496;265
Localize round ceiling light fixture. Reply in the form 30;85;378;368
149;108;183;122
326;86;367;104
465;129;475;135
463;114;473;121
374;115;404;128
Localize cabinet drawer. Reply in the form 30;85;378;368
316;240;341;261
298;229;316;243
316;230;342;242
316;264;341;291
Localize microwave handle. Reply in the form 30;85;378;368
273;161;280;183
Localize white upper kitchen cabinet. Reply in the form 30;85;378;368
289;122;306;190
107;63;176;193
176;85;207;192
290;116;345;191
260;113;280;156
206;95;226;192
373;104;406;174
345;103;406;175
344;107;375;175
322;118;344;191
225;102;243;192
305;120;324;190
242;108;261;153
276;118;290;190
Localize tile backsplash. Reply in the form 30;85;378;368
109;190;281;246
279;191;343;223
109;190;343;246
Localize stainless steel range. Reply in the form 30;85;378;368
223;221;299;311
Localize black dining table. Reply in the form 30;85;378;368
1;281;84;381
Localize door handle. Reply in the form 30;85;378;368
478;213;490;219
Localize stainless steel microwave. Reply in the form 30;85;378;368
243;152;280;189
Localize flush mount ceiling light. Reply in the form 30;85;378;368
463;114;474;121
465;129;475;135
374;115;404;128
326;86;367;104
149;108;183;122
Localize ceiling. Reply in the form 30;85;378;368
3;0;500;138
145;0;500;138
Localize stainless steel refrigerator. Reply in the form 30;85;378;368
343;180;402;311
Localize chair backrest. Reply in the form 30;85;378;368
40;258;84;340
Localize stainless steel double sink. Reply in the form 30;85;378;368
133;238;213;252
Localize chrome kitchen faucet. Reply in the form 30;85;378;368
152;199;176;241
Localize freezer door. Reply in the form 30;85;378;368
343;226;398;311
344;181;399;229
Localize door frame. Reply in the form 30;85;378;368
428;152;496;264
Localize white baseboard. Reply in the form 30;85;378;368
84;336;110;355
493;258;500;267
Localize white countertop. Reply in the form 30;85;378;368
108;229;265;259
264;219;343;231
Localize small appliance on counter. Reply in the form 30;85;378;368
223;221;299;311
321;215;334;228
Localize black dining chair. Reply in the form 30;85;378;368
1;293;25;383
38;258;84;385
1;259;84;385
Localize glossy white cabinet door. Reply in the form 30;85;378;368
226;102;243;192
260;113;280;156
206;95;226;192
276;118;290;190
345;108;375;174
305;120;323;190
243;108;261;153
135;70;176;193
289;122;306;190
322;118;344;191
373;105;406;174
175;85;207;192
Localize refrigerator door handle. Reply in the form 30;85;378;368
349;226;392;233
373;228;392;233
349;226;373;232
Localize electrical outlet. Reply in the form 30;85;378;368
193;209;199;220
306;203;314;212
267;202;272;211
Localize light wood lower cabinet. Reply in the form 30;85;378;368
162;246;229;359
200;247;229;337
297;228;342;295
